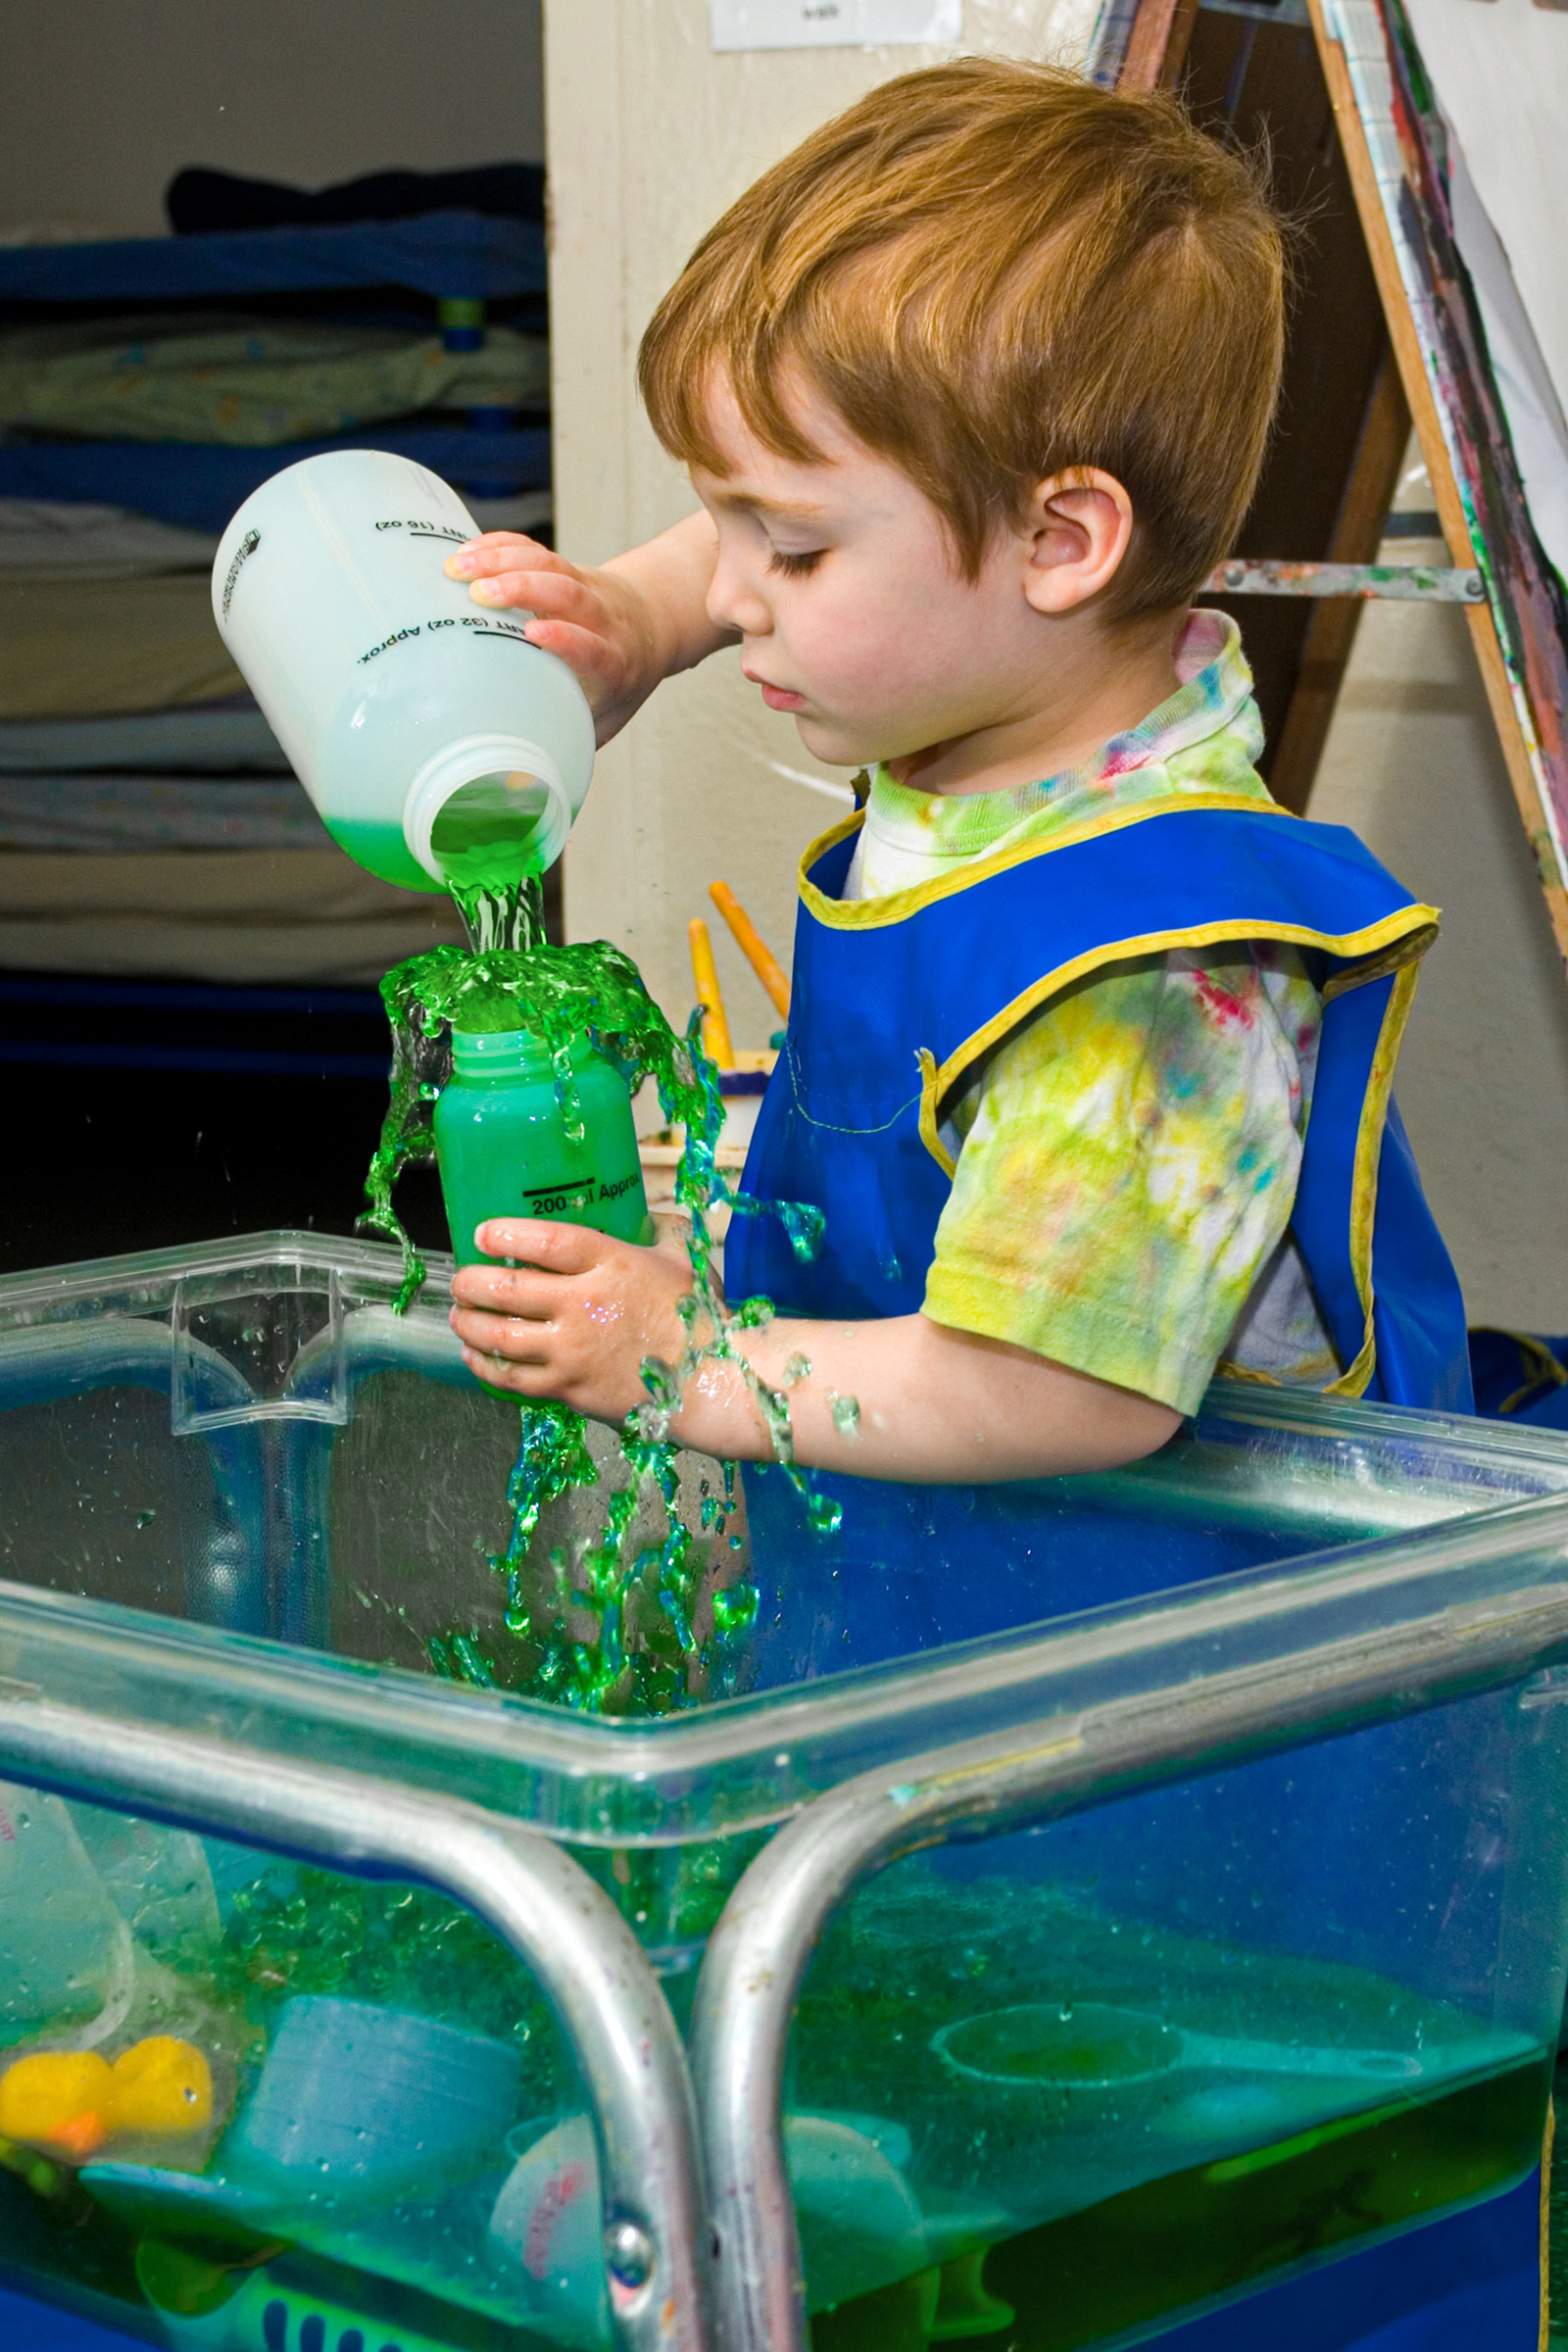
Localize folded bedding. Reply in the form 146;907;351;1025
0;774;329;852
0;701;287;771
166;162;547;235
0;481;554;719
0;498;219;577
0;574;241;716
0;490;548;595
0;314;548;446
0;846;466;985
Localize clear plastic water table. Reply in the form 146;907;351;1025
1;1231;1567;2352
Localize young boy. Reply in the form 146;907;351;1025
441;60;1469;1482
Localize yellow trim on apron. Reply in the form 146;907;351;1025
797;792;1400;931
924;909;1436;1119
916;1050;957;1182
1321;959;1422;1400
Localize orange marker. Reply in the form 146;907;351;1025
710;880;790;1019
688;917;735;1068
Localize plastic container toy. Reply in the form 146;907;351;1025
433;1026;650;1265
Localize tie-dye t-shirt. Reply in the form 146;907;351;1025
842;611;1340;1416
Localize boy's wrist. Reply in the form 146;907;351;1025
663;1328;781;1461
603;512;731;687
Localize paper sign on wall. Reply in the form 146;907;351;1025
710;1;962;49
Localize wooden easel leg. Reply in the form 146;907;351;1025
1268;344;1410;814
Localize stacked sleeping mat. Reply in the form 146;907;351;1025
0;497;548;984
0;168;550;987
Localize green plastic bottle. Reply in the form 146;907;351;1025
432;1026;651;1266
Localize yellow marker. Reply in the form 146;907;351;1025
710;880;790;1019
688;917;735;1069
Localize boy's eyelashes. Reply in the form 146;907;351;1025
766;546;826;577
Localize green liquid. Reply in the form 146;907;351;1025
429;774;553;903
359;871;829;1717
9;1832;1548;2351
787;1859;1551;2343
324;813;446;897
811;2060;1549;2352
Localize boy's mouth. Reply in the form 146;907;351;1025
746;671;808;713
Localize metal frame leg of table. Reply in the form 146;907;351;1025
690;1572;1568;2352
0;1690;713;2352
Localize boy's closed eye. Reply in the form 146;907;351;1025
767;546;826;577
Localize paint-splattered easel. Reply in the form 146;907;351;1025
1099;0;1568;971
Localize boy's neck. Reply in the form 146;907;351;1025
886;607;1187;799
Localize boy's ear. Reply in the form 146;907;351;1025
1020;469;1135;616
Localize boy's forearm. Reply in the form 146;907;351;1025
601;510;734;680
668;1309;1179;1483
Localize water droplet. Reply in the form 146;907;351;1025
604;2218;655;2290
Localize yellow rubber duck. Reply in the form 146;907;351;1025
0;2037;212;2161
0;2052;111;2161
108;2036;214;2134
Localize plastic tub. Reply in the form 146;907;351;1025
0;1232;1565;2351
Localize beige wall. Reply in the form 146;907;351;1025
1309;541;1568;1329
546;0;1097;1042
0;0;545;238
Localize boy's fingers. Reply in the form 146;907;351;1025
450;1304;555;1358
466;571;606;625
448;1271;554;1319
489;570;606;627
459;1345;556;1396
471;1217;606;1269
507;619;630;703
445;532;560;577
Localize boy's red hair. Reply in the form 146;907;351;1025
639;59;1285;618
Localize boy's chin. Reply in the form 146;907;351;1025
793;713;876;769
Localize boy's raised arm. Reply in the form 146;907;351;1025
445;510;734;747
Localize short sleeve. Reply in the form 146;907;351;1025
921;944;1320;1415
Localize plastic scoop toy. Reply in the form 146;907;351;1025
84;1992;519;2252
933;2001;1427;2093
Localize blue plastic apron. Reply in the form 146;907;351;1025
726;797;1470;1413
729;800;1544;2349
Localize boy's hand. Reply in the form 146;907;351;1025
444;511;733;748
449;1219;698;1420
443;536;666;747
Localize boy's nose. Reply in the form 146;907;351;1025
706;561;771;640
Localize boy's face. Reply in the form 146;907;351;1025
690;371;1130;777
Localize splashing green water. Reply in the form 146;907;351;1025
359;872;834;1716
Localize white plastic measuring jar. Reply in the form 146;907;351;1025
211;450;594;894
